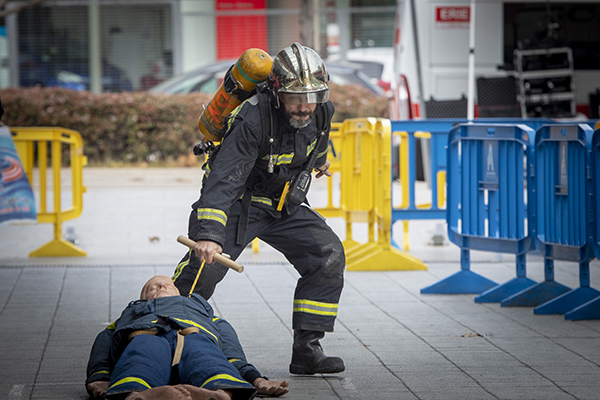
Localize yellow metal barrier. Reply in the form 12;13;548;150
341;118;427;271
314;122;343;218
11;127;87;257
339;118;376;252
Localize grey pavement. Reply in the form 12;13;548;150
1;167;599;400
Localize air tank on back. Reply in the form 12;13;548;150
198;48;273;142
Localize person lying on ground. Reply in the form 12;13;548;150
85;275;289;399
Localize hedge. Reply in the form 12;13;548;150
0;84;389;166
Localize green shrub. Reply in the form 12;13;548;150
0;85;389;166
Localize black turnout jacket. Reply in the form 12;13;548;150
190;89;334;247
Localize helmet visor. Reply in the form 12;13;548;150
278;90;328;105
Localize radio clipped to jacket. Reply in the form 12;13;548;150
277;131;326;210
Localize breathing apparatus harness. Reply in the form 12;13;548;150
193;83;329;246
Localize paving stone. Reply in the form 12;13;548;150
1;168;599;399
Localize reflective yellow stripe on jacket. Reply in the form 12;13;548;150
306;138;327;158
258;137;326;167
196;208;227;227
171;317;218;343
172;249;192;281
251;196;272;206
261;152;294;165
306;138;317;157
293;299;338;316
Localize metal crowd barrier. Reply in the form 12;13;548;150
11;127;87;257
389;118;555;251
338;118;426;271
526;124;600;319
421;123;538;297
314;122;343;219
579;129;600;318
390;120;452;251
315;118;559;271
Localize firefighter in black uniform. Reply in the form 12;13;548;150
172;43;345;375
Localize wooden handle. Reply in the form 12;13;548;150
177;235;244;273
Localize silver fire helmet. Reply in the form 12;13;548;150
267;42;329;107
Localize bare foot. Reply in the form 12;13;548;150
178;384;232;400
124;385;192;400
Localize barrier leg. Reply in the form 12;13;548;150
534;262;598;315
476;277;537;303
29;220;87;257
343;218;361;252
346;243;427;271
252;238;260;253
501;258;570;307
403;221;410;251
420;249;497;294
475;253;537;303
390;221;410;251
564;295;600;320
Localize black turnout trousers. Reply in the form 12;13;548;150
173;200;345;332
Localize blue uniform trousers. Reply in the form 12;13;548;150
106;330;256;399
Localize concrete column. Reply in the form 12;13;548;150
88;0;102;93
180;0;215;71
300;0;319;51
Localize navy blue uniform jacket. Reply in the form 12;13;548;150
86;294;262;387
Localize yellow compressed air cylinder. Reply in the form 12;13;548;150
198;48;273;142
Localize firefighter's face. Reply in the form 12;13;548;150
141;275;180;300
282;101;317;129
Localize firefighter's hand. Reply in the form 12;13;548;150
253;377;290;397
194;240;223;265
314;159;332;178
87;381;109;399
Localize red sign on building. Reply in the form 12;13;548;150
216;0;268;60
435;6;470;23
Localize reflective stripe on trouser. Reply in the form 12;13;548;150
106;330;255;399
173;201;345;332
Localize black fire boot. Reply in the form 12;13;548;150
289;329;345;375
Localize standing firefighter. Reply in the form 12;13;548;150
173;43;345;375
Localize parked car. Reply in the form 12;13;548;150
148;60;385;96
19;41;133;92
327;47;394;94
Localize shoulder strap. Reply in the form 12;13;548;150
315;102;330;134
257;91;272;155
257;89;277;173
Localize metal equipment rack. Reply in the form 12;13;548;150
515;47;576;118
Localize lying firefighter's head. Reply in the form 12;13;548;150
268;43;329;128
140;275;181;300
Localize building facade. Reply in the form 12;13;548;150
2;0;396;91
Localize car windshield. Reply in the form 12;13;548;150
326;65;384;95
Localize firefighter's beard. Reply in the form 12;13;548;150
286;109;314;129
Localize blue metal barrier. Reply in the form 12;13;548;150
568;129;600;319
421;123;537;297
391;120;455;223
390;119;556;251
515;124;600;319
